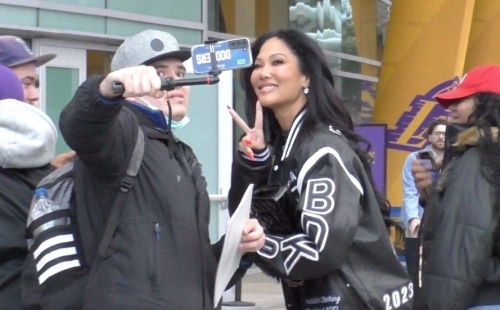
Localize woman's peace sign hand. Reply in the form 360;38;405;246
228;101;266;161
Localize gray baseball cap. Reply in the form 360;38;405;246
111;30;191;71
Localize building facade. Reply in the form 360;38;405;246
0;0;391;239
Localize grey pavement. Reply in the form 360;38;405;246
222;270;286;310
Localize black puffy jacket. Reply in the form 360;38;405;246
229;109;412;310
0;167;53;309
59;76;221;309
417;144;500;309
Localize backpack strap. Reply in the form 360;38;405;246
98;126;145;258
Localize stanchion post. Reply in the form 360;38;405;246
221;280;255;307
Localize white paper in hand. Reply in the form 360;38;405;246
213;184;254;308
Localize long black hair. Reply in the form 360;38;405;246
240;29;392;226
469;93;500;207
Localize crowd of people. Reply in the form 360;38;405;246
0;27;499;310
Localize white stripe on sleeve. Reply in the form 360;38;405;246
297;147;364;196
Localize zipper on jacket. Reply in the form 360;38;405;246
155;223;160;240
151;223;160;288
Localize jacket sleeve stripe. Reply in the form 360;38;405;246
297;147;364;196
239;146;270;162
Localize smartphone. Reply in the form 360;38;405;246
418;150;440;185
417;151;437;171
191;38;253;74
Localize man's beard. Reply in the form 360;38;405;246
432;142;444;151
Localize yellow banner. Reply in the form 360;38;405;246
350;0;379;123
464;0;500;71
373;0;475;206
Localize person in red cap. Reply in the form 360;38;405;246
414;65;500;309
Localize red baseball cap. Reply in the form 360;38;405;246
435;65;500;109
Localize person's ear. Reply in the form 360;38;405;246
473;96;479;107
302;75;310;89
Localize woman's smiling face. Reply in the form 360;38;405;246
250;37;309;112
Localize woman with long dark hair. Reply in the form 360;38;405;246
417;65;500;309
228;29;412;310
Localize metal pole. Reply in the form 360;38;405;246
221;280;255;307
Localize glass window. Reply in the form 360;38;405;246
326;54;380;78
209;0;289;38
39;10;105;34
0;5;37;27
45;67;79;154
288;0;387;61
87;50;113;77
39;45;86;156
210;0;389;64
39;0;105;8
289;0;343;52
107;0;202;23
334;75;377;124
231;69;247;152
106;19;202;45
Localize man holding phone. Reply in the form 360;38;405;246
56;30;265;309
401;117;446;289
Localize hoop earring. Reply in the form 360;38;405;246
303;87;309;94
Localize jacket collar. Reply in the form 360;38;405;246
437;126;498;193
129;101;168;131
454;126;498;150
281;108;307;161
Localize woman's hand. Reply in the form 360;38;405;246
239;219;265;253
228;101;266;161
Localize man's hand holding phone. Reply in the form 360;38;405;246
412;151;440;201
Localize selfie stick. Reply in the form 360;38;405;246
111;75;219;94
112;39;224;95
